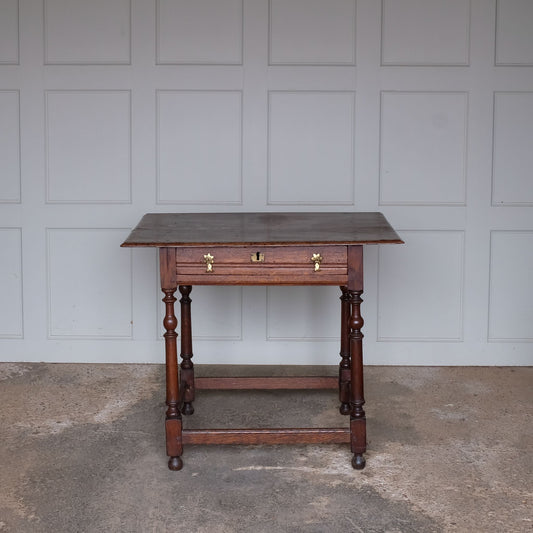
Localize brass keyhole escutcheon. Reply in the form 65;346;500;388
203;253;214;272
311;253;323;271
251;252;265;263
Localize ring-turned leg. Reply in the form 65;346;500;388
163;287;183;470
348;288;366;470
179;285;195;416
339;286;351;415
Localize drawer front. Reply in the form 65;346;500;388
175;245;348;285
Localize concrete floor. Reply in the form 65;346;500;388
0;363;531;533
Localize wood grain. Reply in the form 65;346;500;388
182;428;350;445
121;212;403;247
194;376;338;390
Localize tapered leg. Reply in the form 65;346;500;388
348;289;366;470
179;285;195;416
163;287;183;470
339;286;351;415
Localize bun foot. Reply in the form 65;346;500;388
352;453;366;470
181;402;194;416
339;402;351;415
168;456;183;471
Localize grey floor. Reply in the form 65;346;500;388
0;363;531;533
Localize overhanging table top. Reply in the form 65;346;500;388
121;212;403;247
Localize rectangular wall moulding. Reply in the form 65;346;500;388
157;91;243;205
381;0;471;66
495;0;533;65
379;91;468;206
0;0;19;64
0;228;23;338
44;0;131;64
0;91;21;203
157;0;243;64
45;91;132;204
266;286;340;341
378;230;465;342
47;229;133;339
269;0;356;65
492;92;533;206
268;91;355;205
488;231;533;342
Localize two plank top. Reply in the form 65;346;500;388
121;212;403;247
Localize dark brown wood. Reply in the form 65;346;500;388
161;284;183;470
175;245;347;264
349;288;366;470
179;285;194;416
121;212;404;247
174;244;348;285
347;245;364;291
123;213;403;471
195;376;338;390
159;248;177;287
166;419;183;470
175;272;348;286
182;428;350;445
347;246;366;469
339;286;351;415
160;248;183;470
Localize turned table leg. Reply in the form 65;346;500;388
347;245;366;470
339;286;351;415
179;285;195;416
349;288;366;470
163;287;183;470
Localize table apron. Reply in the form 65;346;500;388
175;273;349;285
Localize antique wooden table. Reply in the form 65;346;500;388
122;212;403;471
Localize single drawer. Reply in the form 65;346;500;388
175;245;348;285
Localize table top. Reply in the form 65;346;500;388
121;212;403;247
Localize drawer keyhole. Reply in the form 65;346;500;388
251;252;265;263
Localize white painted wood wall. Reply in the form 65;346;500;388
1;0;532;365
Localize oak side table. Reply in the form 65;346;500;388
121;212;403;471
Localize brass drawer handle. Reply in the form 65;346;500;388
311;253;323;271
203;253;214;272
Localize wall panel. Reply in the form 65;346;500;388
269;0;356;65
378;231;465;341
157;0;243;64
45;91;131;203
492;92;533;206
0;0;19;64
495;0;533;65
380;92;467;206
44;0;131;64
266;286;339;341
0;91;21;203
488;231;533;342
47;229;133;339
0;228;23;338
189;287;243;340
157;91;242;205
268;91;355;205
381;0;470;66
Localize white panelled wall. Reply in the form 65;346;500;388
0;0;532;365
